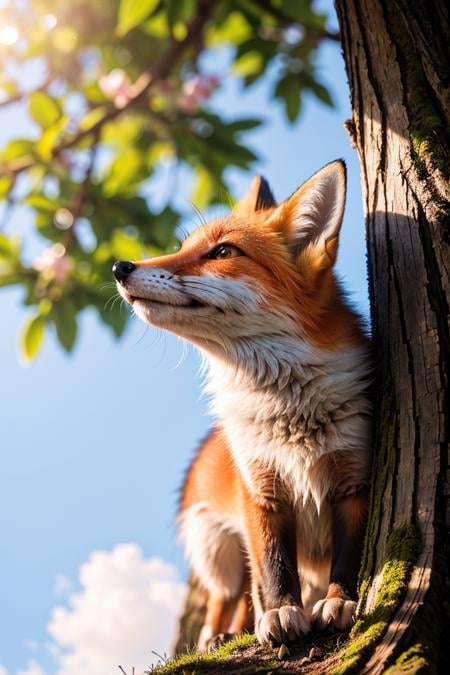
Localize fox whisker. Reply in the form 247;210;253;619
104;292;121;312
181;278;250;309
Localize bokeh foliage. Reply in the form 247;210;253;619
0;0;337;360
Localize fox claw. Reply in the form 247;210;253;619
256;606;310;645
312;598;357;632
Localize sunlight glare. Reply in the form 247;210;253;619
42;13;57;31
0;23;18;45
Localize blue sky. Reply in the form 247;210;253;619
0;9;369;675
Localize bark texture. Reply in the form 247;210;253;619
334;0;450;672
173;575;207;655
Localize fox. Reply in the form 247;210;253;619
113;160;372;651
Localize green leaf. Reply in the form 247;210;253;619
206;11;251;46
28;92;62;129
52;301;78;352
21;314;45;362
0;271;21;287
102;115;145;146
0;175;13;197
192;165;214;209
102;148;147;196
79;106;108;132
148;206;179;249
147;141;173;167
116;0;159;36
142;12;170;38
166;0;196;30
234;37;277;86
93;242;112;264
1;138;34;161
35;116;69;160
278;0;328;30
0;233;21;260
0;234;22;285
111;229;143;260
233;51;264;78
0;79;17;97
38;299;53;316
226;118;263;133
274;75;302;123
26;193;60;212
286;90;301;122
308;80;333;107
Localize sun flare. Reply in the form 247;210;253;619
0;22;18;45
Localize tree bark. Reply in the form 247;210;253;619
173;575;207;655
334;0;450;672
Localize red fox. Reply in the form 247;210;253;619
113;160;372;650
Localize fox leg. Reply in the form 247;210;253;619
201;571;252;651
313;488;369;631
200;591;240;651
229;574;252;633
243;483;310;645
180;504;246;651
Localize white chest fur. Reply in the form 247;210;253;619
204;335;372;513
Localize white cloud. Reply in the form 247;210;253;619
0;661;46;675
17;663;47;675
3;545;187;675
47;543;187;675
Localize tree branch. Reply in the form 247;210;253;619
63;130;100;251
4;0;214;177
0;75;53;109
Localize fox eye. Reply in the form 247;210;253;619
207;244;243;260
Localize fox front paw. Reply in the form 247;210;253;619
312;597;356;632
256;605;311;645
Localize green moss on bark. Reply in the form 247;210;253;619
332;525;420;675
384;3;450;245
388;11;450;184
388;528;450;675
384;643;429;674
357;384;397;602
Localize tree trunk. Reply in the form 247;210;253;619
173;575;207;655
334;0;450;672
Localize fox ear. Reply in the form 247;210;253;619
276;160;346;272
233;176;276;217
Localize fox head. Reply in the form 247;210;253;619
113;161;361;358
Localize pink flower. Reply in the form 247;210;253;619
179;74;219;113
99;68;135;109
33;246;73;284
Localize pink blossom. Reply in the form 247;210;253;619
179;74;219;113
33;246;73;284
99;68;135;109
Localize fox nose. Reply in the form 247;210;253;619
112;260;136;282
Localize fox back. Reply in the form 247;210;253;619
114;160;372;650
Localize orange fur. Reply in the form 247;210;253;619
133;211;366;350
180;428;243;518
